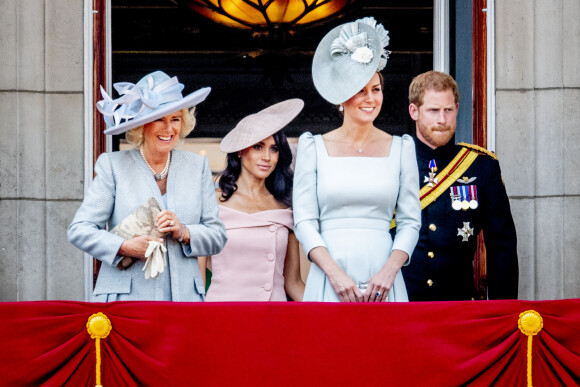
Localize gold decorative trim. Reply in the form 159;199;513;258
87;312;112;339
87;313;112;387
518;310;543;336
458;142;498;160
518;310;543;387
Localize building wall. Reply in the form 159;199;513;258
0;0;85;300
1;1;579;301
495;0;580;300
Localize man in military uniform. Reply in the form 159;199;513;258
401;70;518;301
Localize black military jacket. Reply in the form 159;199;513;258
400;138;518;301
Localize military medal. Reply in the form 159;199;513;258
429;159;437;172
469;185;479;209
424;159;438;187
457;222;474;242
460;186;470;210
424;172;438;187
450;187;462;210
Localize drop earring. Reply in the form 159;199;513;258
339;105;344;112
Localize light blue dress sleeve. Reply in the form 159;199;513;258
182;156;227;257
391;134;421;263
292;132;327;257
67;153;125;266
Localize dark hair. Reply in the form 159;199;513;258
218;130;294;207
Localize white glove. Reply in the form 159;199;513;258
142;240;167;280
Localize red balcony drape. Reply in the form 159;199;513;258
1;300;579;386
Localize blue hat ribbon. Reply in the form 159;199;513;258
96;74;185;129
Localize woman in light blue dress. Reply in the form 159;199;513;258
293;17;421;302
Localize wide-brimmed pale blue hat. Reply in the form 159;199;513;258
97;71;211;135
312;17;391;105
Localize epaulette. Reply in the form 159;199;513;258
457;142;498;160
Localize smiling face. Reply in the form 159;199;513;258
342;72;383;125
409;88;458;149
142;111;182;155
239;135;280;181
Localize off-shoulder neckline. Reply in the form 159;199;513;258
219;205;291;215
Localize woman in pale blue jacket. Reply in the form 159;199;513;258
68;71;226;302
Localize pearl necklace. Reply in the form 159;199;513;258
140;147;171;181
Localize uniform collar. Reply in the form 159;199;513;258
414;135;457;161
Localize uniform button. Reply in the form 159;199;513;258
268;225;276;232
427;251;435;259
429;224;436;231
264;283;272;291
427;279;433;287
267;253;275;261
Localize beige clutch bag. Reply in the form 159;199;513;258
110;197;167;271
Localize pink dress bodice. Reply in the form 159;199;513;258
205;206;294;302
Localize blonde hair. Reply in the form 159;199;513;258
125;107;196;148
408;71;459;107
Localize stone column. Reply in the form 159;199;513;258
0;0;85;300
495;0;580;300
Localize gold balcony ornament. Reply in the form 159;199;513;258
518;310;543;387
185;0;357;36
87;312;113;387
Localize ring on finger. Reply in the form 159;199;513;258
375;291;381;298
169;220;175;226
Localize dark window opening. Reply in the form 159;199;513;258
110;0;434;151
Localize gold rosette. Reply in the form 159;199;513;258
518;310;543;387
87;312;112;339
87;313;112;387
518;310;543;336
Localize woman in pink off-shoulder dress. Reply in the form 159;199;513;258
202;99;305;302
